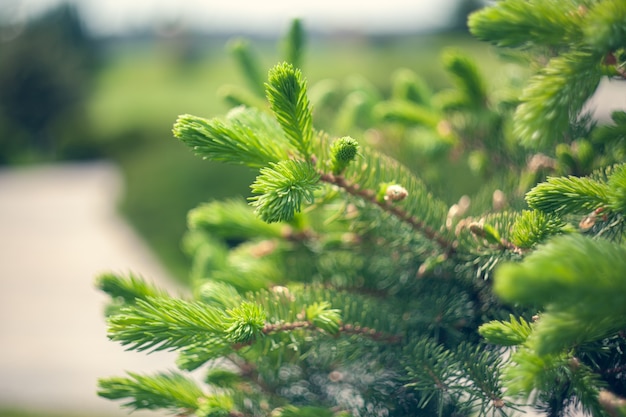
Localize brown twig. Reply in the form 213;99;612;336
262;320;402;343
318;172;455;255
339;323;402;343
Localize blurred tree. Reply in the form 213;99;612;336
449;0;486;32
0;3;101;163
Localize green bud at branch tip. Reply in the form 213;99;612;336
330;136;359;175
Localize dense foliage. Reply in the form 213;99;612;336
98;2;626;417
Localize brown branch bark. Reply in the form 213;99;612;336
318;172;455;254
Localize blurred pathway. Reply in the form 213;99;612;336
0;162;188;416
585;77;626;121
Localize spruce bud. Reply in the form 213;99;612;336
330;136;359;175
377;183;408;203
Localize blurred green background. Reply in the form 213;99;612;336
0;2;497;283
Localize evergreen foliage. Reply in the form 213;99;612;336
98;4;626;417
265;62;314;159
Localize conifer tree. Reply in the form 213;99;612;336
97;3;626;417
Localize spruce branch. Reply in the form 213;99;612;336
188;199;284;240
390;68;432;105
404;338;459;411
523;165;626;240
173;108;291;169
567;358;609;417
99;9;626;417
468;0;584;48
282;18;305;70
175;341;232;372
454;212;526;280
228;38;266;97
455;345;507;416
502;348;568;398
305;301;342;335
107;296;225;352
245;286;405;343
265;62;314;158
494;234;626;355
504;350;606;416
259;310;399;343
494;234;626;307
312;134;458;260
224;301;266;344
97;371;207;414
468;221;522;253
526;174;610;215
261;320;310;333
249;159;320;223
479;314;533;346
584;0;626;52
514;50;602;150
510;209;569;249
260;319;399;342
607;164;626;216
318;172;454;254
594;110;626;147
204;368;243;388
338;323;402;343
272;405;335;417
96;272;168;305
108;293;366;369
195;240;283;293
217;256;277;295
373;100;440;127
441;49;488;108
273;286;406;337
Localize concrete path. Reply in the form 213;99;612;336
585;77;626;121
0;162;188;416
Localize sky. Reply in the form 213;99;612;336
1;0;463;36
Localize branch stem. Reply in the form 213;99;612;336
319;172;455;254
262;320;401;343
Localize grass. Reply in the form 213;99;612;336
86;31;501;282
89;45;235;139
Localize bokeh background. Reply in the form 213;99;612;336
0;1;502;416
